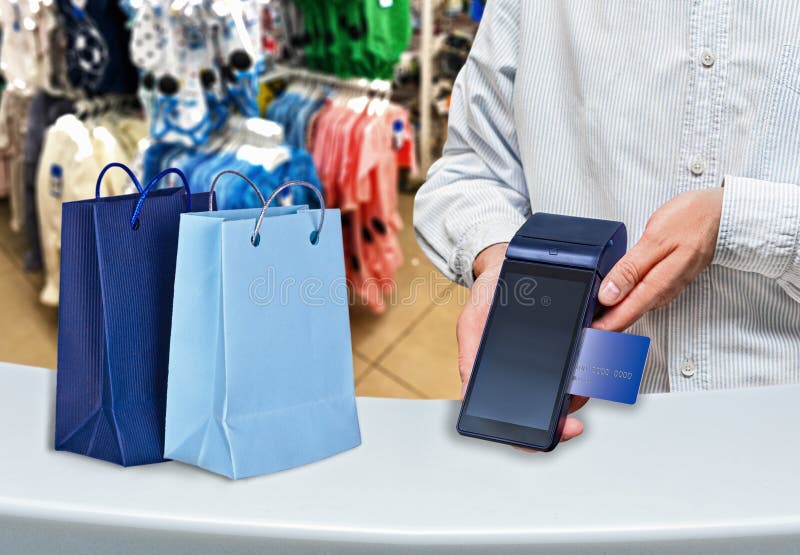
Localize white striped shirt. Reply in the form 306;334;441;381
414;1;800;392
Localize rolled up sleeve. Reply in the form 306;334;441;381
413;0;529;288
712;175;800;302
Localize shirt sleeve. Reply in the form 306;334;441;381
413;0;528;288
711;174;800;302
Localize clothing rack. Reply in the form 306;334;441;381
262;65;392;97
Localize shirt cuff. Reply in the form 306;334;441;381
712;175;800;279
451;217;525;288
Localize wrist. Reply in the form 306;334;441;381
472;243;508;280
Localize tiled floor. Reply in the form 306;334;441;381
0;193;465;400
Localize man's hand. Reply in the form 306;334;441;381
594;188;724;332
456;243;587;444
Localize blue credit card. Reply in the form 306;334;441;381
568;328;651;404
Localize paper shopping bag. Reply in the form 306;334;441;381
55;163;213;466
165;171;361;479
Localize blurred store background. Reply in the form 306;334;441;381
0;0;484;399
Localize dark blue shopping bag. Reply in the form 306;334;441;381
55;163;213;466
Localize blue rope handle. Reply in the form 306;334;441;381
130;168;192;230
95;162;144;198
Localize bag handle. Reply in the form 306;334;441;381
208;169;267;211
252;180;325;247
95;162;144;198
130;168;193;230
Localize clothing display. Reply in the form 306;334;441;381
129;2;415;313
1;0;417;318
0;0;138;273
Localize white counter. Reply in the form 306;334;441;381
1;362;799;554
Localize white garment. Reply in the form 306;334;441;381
0;0;46;92
37;114;147;306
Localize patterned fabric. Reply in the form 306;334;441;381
415;1;800;392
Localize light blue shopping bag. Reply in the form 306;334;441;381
165;170;361;479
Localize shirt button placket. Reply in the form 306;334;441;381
689;155;706;176
670;3;729;391
700;48;716;68
680;360;696;379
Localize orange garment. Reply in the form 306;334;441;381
306;97;411;313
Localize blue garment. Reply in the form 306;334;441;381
214;149;322;210
145;136;323;211
56;0;138;94
267;92;327;149
143;142;190;185
286;96;326;149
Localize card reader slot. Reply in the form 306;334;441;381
506;236;603;272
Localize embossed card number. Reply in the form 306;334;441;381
568;328;650;405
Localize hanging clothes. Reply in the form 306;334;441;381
265;84;326;149
140;115;322;210
287;0;412;80
54;0;138;94
0;0;49;92
0;0;49;235
130;0;266;148
37;108;148;307
23;91;75;271
260;79;414;312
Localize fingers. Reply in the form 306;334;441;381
598;233;670;306
561;417;584;440
456;308;485;392
512;417;584;453
456;270;501;395
593;255;684;331
568;395;589;413
456;334;480;389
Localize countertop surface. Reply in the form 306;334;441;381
1;362;799;552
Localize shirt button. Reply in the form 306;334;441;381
680;361;696;378
700;48;716;68
689;156;706;176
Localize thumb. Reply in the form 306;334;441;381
598;235;662;306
